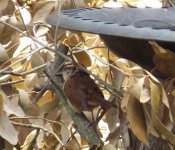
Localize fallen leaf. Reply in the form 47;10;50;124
24;73;38;90
74;51;91;67
150;41;175;77
17;88;31;110
38;90;53;107
149;79;163;119
143;104;159;137
0;90;25;117
31;52;44;68
128;77;150;103
0;93;4;116
126;95;148;145
65;136;81;150
102;143;117;150
60;124;71;144
0;43;9;61
0;112;18;145
0;0;9;10
33;1;55;23
151;110;175;145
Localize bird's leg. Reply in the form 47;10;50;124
89;109;106;128
95;110;106;126
65;127;77;145
91;110;95;122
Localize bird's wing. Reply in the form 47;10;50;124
47;7;175;42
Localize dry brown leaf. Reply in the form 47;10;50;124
161;87;173;123
84;33;100;46
121;93;130;108
23;130;43;149
0;0;9;10
24;73;38;90
0;16;19;47
65;136;81;150
151;110;175;145
0;90;25;117
60;110;72;128
104;1;121;8
65;32;84;46
51;123;61;136
149;79;164;119
74;51;91;67
128;77;150;103
15;7;31;25
102;143;117;150
144;70;170;109
126;95;148;145
40;99;60;113
12;76;26;90
34;25;49;37
17;88;42;123
33;1;56;23
123;0;162;8
161;87;170;108
73;0;87;7
0;93;4;116
150;41;175;77
31;53;44;68
17;89;43;124
43;130;58;149
60;124;70;144
93;47;117;62
163;78;175;121
17;88;31;110
130;65;146;75
0;17;5;35
12;37;31;58
114;58;135;74
38;90;53;107
143;104;159;137
0;112;18;145
0;43;9;61
31;53;44;75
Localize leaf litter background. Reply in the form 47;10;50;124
0;0;175;149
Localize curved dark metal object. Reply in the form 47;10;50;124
47;7;175;42
47;7;175;72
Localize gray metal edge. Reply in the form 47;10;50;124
47;13;175;43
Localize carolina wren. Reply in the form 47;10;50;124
63;69;113;113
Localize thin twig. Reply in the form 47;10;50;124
10;116;63;125
0;21;71;62
16;5;31;36
0;46;45;73
71;46;106;53
11;121;64;146
0;79;24;86
1;63;46;76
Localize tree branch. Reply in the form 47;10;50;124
46;43;102;146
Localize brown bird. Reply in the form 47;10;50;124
63;69;113;113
